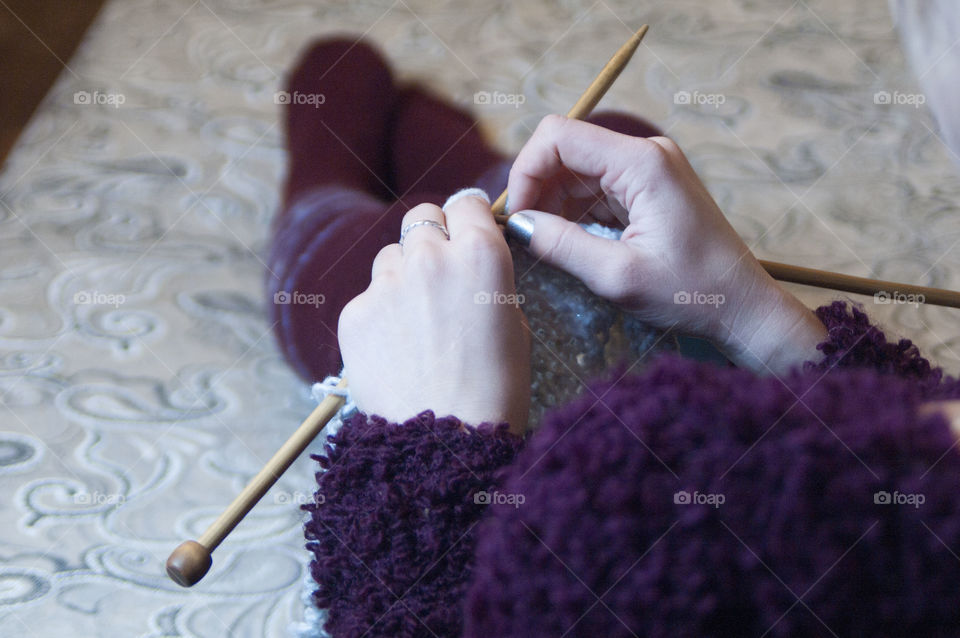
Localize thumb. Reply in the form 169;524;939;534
508;209;633;299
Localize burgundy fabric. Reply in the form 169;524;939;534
303;303;960;637
584;110;662;140
268;188;403;380
279;37;396;207
268;38;398;379
387;85;507;198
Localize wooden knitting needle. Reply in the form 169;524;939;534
491;24;649;222
166;379;347;587
759;260;960;308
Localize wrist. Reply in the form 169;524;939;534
718;270;827;374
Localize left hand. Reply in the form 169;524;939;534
337;192;531;434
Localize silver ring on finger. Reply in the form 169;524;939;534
399;220;450;247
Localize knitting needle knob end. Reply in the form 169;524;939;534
166;540;212;587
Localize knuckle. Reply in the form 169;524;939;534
371;269;400;291
371;245;393;271
570;246;635;304
648;135;680;155
639;137;672;166
404;241;445;278
458;227;502;257
548;221;579;265
374;243;395;261
506;161;529;189
338;296;364;335
401;203;442;228
627;139;675;187
536;113;568;138
640;137;682;174
600;253;639;303
459;229;511;275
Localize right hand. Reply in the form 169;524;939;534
506;114;826;373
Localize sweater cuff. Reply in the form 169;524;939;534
807;301;945;392
303;409;524;638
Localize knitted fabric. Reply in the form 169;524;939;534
302;413;524;637
303;302;960;637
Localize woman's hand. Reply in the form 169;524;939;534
506;115;826;374
338;191;530;433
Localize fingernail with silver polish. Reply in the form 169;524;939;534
505;212;534;247
504;196;510;215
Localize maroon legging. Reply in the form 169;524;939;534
267;38;660;381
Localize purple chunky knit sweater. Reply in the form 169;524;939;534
302;302;960;637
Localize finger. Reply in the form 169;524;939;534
441;188;499;237
399;203;448;251
511;209;634;300
371;243;401;280
506;114;640;215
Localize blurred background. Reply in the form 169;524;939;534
1;1;958;636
